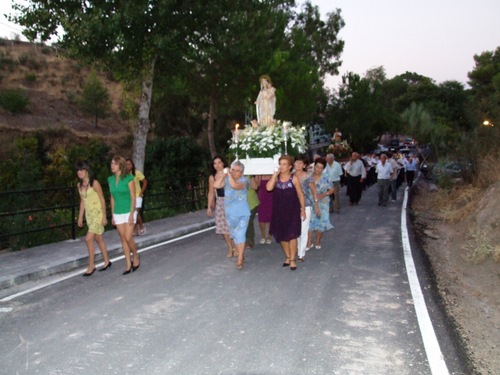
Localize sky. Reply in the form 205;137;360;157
1;1;499;90
309;0;500;89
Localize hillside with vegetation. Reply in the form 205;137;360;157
0;40;131;151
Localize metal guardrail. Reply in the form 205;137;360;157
0;174;208;250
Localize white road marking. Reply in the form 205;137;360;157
0;226;214;302
401;186;449;375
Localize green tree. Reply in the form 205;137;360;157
11;0;191;171
79;70;110;128
270;3;344;124
468;47;500;125
177;0;294;157
326;72;392;152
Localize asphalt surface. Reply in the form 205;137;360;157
0;184;468;375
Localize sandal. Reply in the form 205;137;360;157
227;249;234;258
315;245;322;249
236;257;244;270
290;258;297;271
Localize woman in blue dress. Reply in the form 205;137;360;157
308;158;334;249
213;160;250;270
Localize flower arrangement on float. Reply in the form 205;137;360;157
228;121;307;174
327;140;352;160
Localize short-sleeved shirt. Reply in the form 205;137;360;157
108;174;134;214
133;170;146;197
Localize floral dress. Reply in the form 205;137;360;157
309;174;334;232
79;185;105;235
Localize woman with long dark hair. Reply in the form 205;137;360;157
76;161;111;276
207;155;235;257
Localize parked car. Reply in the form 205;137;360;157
389;139;400;151
376;144;389;152
402;137;416;148
429;161;471;180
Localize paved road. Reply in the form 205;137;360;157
0;184;466;374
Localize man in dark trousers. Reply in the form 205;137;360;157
344;152;366;206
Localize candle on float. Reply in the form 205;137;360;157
235;124;239;143
283;123;288;140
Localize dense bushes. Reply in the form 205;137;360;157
0;89;29;114
0;133;210;250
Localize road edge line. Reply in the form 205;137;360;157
402;186;449;375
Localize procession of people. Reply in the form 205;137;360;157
74;75;418;275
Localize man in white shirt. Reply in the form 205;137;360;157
325;153;343;213
375;154;393;206
344;152;366;206
387;152;399;202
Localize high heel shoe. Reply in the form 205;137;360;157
282;258;290;267
132;255;140;272
99;261;112;271
82;268;96;277
122;267;131;275
290;259;297;271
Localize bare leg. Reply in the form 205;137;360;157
259;221;267;241
316;231;324;247
235;242;246;269
123;222;139;267
116;224;133;270
85;232;96;272
280;241;291;264
94;234;110;265
289;238;298;269
136;211;145;231
223;233;234;257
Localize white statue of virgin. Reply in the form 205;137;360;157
255;74;276;127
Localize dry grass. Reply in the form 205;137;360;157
475;154;500;188
463;229;499;264
428;153;500;264
434;186;481;223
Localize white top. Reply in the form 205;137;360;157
345;159;366;179
325;161;343;182
376;161;394;179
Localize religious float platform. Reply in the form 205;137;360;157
240;154;280;175
229;121;307;175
